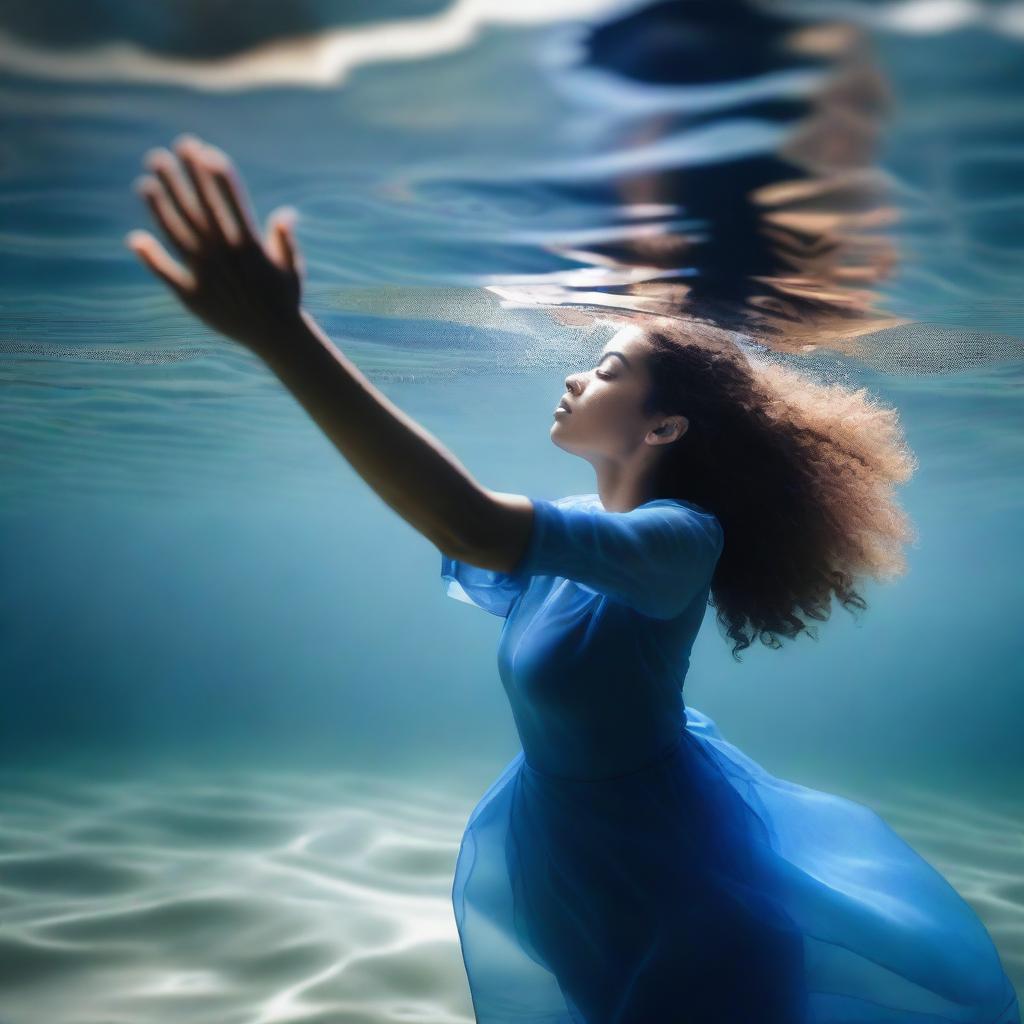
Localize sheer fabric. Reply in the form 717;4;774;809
441;493;1019;1023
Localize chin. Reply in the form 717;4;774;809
549;433;575;455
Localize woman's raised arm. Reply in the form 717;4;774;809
126;133;493;556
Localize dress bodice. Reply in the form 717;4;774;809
442;492;724;779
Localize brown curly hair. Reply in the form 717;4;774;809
626;313;919;660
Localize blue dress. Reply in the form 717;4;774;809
441;493;1020;1024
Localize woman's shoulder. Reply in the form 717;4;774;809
559;493;724;552
558;492;717;520
553;492;600;509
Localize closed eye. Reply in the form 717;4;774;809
596;370;613;380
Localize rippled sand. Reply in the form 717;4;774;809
0;769;478;1024
0;768;1019;1023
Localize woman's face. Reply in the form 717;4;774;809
551;326;683;461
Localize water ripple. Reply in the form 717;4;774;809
0;0;630;91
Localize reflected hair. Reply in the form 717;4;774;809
624;313;919;661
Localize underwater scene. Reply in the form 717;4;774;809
0;1;1022;1021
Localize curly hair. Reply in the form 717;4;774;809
626;313;919;660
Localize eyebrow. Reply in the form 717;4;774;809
597;351;631;369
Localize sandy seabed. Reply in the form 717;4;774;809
0;767;1019;1024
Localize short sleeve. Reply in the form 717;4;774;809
511;497;723;620
440;553;527;619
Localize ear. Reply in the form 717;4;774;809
651;415;688;442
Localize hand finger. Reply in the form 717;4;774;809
265;207;299;274
143;147;208;238
280;221;304;279
125;230;197;297
173;135;235;246
265;214;288;270
134;174;201;258
203;144;259;245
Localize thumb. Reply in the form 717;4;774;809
265;206;300;274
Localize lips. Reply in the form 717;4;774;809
557;398;572;413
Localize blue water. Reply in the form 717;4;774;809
0;2;1021;1020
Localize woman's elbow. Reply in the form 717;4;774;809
453;489;534;575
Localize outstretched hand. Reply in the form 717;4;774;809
126;133;306;355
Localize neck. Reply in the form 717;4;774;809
593;465;663;514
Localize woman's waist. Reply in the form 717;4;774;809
519;729;686;785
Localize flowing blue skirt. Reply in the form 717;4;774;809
452;707;1020;1024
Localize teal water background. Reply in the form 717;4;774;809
0;3;1021;1020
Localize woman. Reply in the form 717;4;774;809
127;135;1020;1024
